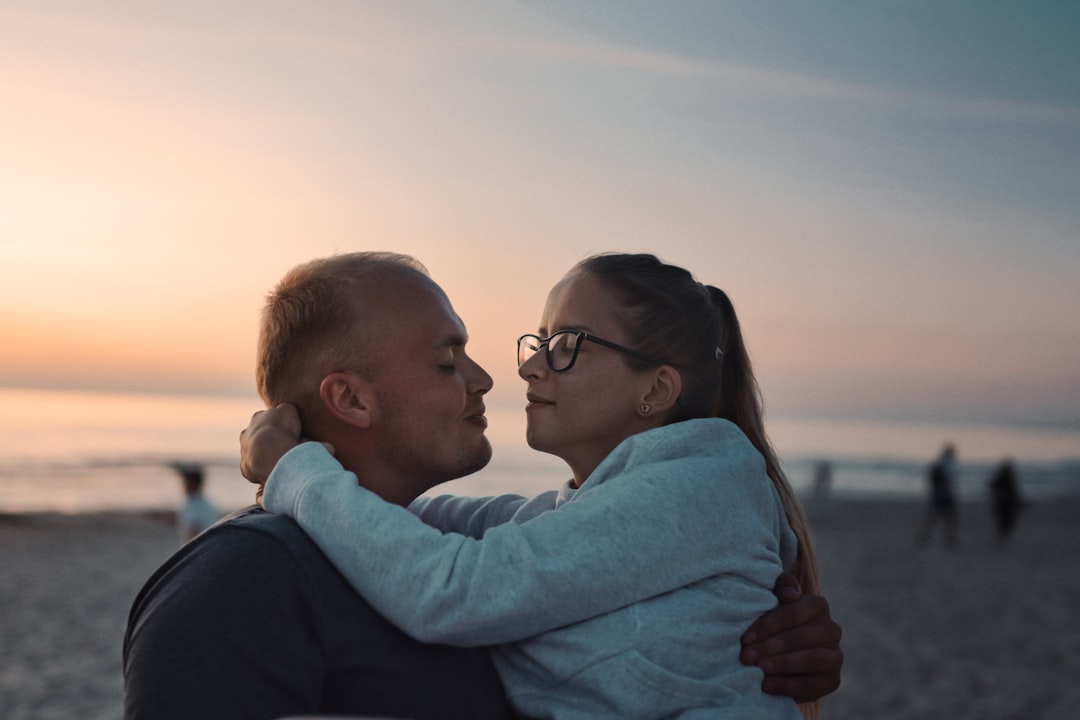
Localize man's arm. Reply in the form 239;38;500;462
123;525;325;719
741;573;843;703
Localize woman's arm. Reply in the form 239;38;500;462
408;493;531;537
264;440;784;647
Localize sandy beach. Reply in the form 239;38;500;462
2;498;1078;720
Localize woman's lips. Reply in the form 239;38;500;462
525;394;554;411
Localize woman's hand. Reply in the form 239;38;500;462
239;404;308;503
740;573;843;703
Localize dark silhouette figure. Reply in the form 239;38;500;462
811;459;833;503
918;443;958;547
989;458;1023;544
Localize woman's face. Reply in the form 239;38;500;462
518;272;659;485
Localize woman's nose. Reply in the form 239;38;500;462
517;350;547;381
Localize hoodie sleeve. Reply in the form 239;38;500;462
407;493;531;538
262;431;788;647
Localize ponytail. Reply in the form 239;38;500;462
708;286;821;720
707;286;820;598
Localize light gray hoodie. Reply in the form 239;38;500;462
264;418;800;719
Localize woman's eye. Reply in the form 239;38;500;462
550;335;575;354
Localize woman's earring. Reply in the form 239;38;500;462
639;404;651;415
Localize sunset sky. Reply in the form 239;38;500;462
2;1;1078;427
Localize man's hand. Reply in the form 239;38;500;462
740;573;843;703
239;404;306;494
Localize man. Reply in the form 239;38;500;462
918;442;959;547
124;252;841;720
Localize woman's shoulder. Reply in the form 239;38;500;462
635;418;755;458
590;419;763;487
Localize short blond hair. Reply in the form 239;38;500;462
255;252;429;412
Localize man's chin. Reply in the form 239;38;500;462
421;438;493;489
454;439;493;480
424;454;491;494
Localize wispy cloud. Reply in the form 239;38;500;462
476;35;1080;128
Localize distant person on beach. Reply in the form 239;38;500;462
171;463;223;543
989;457;1024;543
812;459;833;503
918;443;958;547
241;252;839;719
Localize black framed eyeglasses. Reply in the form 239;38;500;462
517;330;664;372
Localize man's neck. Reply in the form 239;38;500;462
335;448;424;507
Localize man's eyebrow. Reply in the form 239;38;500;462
436;332;468;348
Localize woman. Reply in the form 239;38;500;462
248;253;821;719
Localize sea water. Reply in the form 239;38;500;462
0;387;1077;513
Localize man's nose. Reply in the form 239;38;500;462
466;356;494;394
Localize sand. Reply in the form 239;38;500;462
1;498;1078;720
0;511;178;720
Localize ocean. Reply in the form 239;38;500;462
1;386;1077;513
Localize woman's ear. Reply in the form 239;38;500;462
318;372;374;429
641;365;681;415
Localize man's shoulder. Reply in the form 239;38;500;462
127;507;336;626
194;505;327;565
128;506;327;593
217;504;303;535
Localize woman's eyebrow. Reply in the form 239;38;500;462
543;325;591;336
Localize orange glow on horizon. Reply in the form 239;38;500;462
2;3;1076;427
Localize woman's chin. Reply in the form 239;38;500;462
524;431;557;456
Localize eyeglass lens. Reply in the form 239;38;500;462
546;332;580;370
518;331;582;371
517;335;541;367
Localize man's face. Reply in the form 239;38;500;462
360;274;493;497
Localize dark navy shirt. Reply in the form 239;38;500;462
123;506;512;720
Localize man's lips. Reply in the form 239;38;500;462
465;406;488;428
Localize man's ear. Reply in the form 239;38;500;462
641;365;682;415
318;372;374;429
